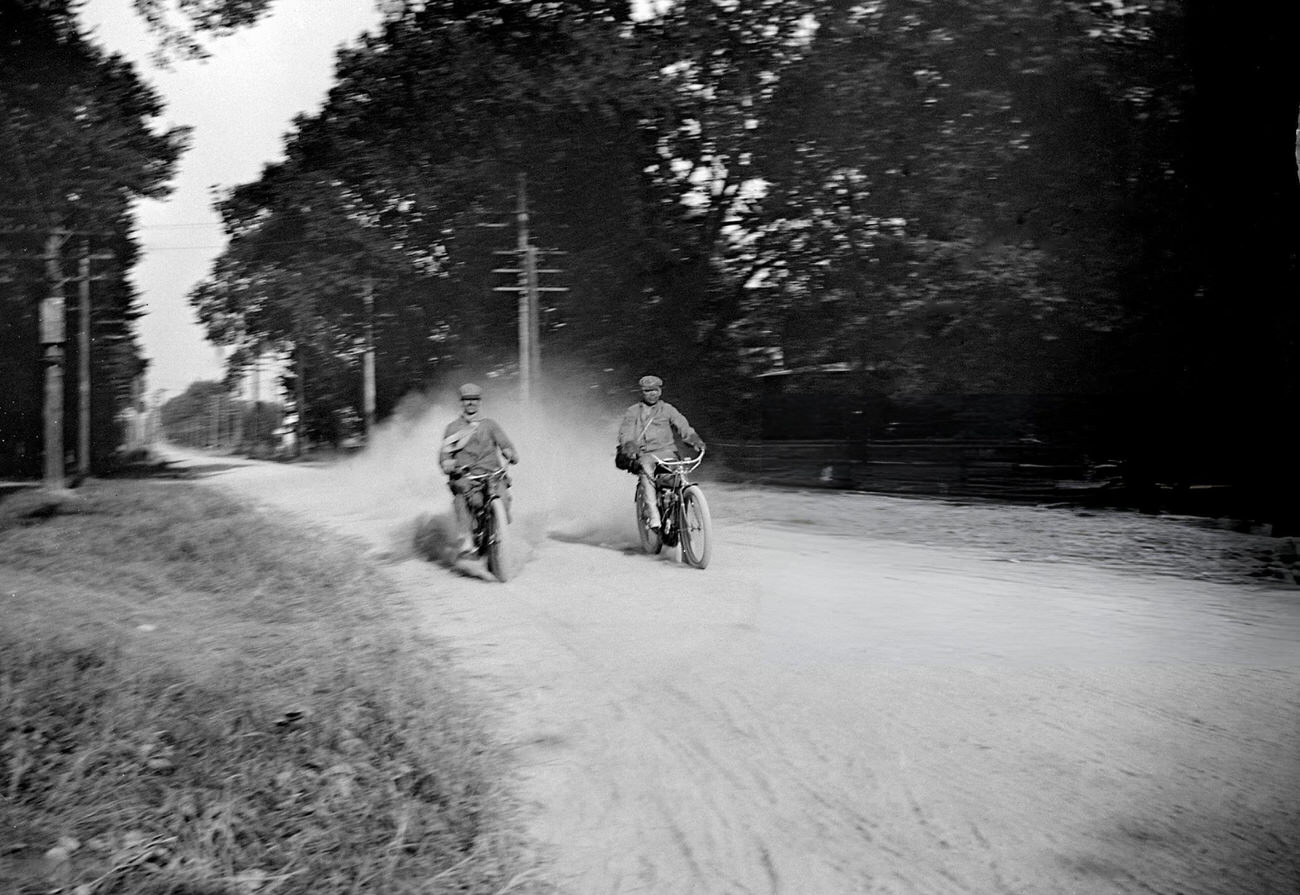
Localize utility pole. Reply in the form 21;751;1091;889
293;304;306;458
525;242;541;386
212;344;232;451
232;376;244;451
250;349;260;456
295;354;305;458
5;225;114;487
362;274;376;437
76;238;114;479
208;392;217;447
151;389;167;448
76;243;90;476
514;174;533;401
490;173;568;402
40;229;69;488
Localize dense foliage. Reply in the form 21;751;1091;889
0;0;187;475
181;0;1299;525
157;379;283;451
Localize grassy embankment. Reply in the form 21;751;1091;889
0;478;540;894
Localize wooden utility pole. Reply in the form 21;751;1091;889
293;306;306;458
149;390;167;447
490;174;568;402
210;392;220;447
515;174;533;401
295;358;305;457
362;274;376;436
76;238;114;478
4;226;114;485
77;243;90;476
232;380;244;451
250;349;260;455
525;242;542;385
40;230;69;488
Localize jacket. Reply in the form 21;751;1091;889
440;416;516;475
617;400;699;456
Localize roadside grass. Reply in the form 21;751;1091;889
0;480;542;894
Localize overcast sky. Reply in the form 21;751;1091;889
78;0;385;399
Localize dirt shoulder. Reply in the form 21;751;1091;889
0;475;534;895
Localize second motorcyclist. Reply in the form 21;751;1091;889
616;375;704;530
440;382;519;555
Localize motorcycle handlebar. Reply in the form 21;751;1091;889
653;445;705;473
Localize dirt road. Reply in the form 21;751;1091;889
173;443;1300;895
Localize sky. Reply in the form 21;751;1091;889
78;0;386;400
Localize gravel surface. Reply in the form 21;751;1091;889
706;483;1300;589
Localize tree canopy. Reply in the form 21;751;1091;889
129;0;278;61
7;0;1292;524
0;0;189;475
193;1;1229;408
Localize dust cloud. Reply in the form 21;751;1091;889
328;382;642;570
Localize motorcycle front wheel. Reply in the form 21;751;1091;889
486;498;511;581
679;485;712;569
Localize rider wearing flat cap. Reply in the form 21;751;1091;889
440;382;518;554
617;375;704;529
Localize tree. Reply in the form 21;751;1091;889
1173;0;1300;528
189;0;651;419
0;0;188;476
129;0;278;61
733;2;1164;394
181;0;1300;525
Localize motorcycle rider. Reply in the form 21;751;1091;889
440;382;518;555
617;375;704;530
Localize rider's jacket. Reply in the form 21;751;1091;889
440;415;517;475
618;399;699;457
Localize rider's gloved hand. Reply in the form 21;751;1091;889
620;440;638;460
440;458;455;475
503;448;519;465
689;439;705;454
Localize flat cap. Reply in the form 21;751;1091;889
638;375;663;389
458;382;483;398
